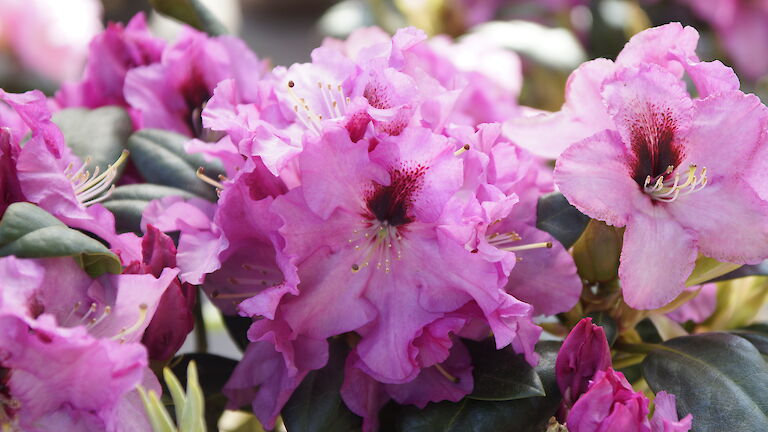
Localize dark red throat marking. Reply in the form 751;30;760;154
629;105;685;185
366;165;427;227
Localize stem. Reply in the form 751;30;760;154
614;341;660;355
193;290;208;353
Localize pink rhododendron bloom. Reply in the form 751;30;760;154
0;89;138;260
552;27;768;310
566;368;651;432
0;313;150;432
0;0;102;83
666;283;717;324
505;23;740;159
123;225;196;362
556;317;612;410
124;26;268;138
650;391;692;432
681;0;768;79
56;13;165;110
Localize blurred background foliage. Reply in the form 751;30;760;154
4;0;768;108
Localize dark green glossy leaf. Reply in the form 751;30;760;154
127;129;225;201
712;260;768;283
0;203;121;276
385;341;561;432
148;0;228;35
53;106;133;175
170;353;239;431
643;333;768;431
536;192;590;249
282;339;362;432
465;339;544;401
102;184;197;234
586;311;618;346
731;323;768;356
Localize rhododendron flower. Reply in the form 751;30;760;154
124;26;268;138
505;23;740;159
666;283;717;324
0;313;151;432
650;391;693;432
123;225;196;362
681;0;768;79
56;13;165;110
0;89;137;259
0;0;102;83
556;318;612;409
554;52;768;310
566;368;651;432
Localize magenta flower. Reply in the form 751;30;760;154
566;368;651;432
0;0;103;83
666;283;717;324
554;62;768;309
682;0;768;79
650;391;692;432
1;89;138;260
505;23;739;159
123;225;196;362
0;313;150;431
124;26;268;138
556;318;612;410
56;13;165;109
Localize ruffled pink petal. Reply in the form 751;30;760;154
384;340;473;408
667;178;768;264
650;391;692;432
504;59;616;159
505;224;581;316
619;203;698;310
554;130;642;227
340;350;390;432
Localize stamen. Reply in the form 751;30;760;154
643;164;707;202
348;222;403;274
196;167;225;189
434;363;459;383
501;242;553;252
111;304;148;342
72;151;129;206
454;144;470;156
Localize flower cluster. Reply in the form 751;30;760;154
3;5;768;431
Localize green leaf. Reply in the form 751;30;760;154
536;192;590;249
465;339;544;401
102;184;197;234
170;354;238;431
180;361;206;432
148;0;228;36
0;203;121;276
685;255;742;287
53;107;133;175
127;129;225;201
642;333;768;431
731;323;768;356
282;339;362;432
710;260;768;283
384;341;562;432
140;387;178;432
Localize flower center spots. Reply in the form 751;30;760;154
365;166;427;227
629;106;685;185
